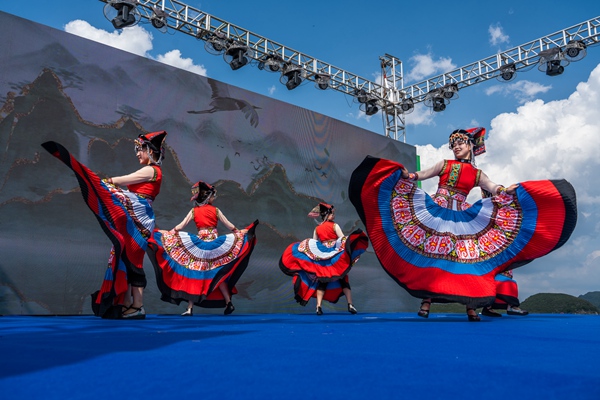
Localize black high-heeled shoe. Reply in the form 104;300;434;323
316;306;323;315
481;306;502;317
466;308;481;322
418;300;431;318
224;301;235;315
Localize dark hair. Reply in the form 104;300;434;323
320;206;334;221
196;188;214;205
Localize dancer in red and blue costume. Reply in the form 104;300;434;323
147;181;258;316
280;202;368;315
42;131;168;319
349;127;577;321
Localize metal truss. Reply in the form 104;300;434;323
99;1;600;142
403;16;600;102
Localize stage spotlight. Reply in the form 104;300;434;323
442;83;459;100
538;48;569;77
365;99;379;116
424;89;449;112
258;55;282;72
566;46;580;59
225;45;249;70
498;63;516;82
314;74;330;90
400;98;414;114
432;97;446;112
285;70;302;90
205;32;229;55
150;8;168;32
107;1;139;29
564;40;587;62
281;64;303;90
545;60;564;76
354;89;368;103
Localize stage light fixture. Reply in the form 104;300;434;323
424;89;449;112
314;74;330;90
545;60;564;76
498;63;517;82
441;83;459;100
258;55;282;72
432;97;446;112
204;32;229;55
281;64;303;90
364;99;379;116
150;8;168;32
106;0;140;30
285;71;302;90
564;40;587;62
354;89;368;104
400;98;414;114
225;44;249;70
538;47;569;77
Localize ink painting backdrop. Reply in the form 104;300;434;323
0;11;416;315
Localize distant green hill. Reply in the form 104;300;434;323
521;293;599;314
579;291;600;309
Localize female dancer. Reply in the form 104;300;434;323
349;127;577;321
280;202;368;315
42;131;168;319
147;181;258;316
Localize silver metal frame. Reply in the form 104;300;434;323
99;1;600;142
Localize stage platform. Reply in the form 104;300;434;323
1;312;598;399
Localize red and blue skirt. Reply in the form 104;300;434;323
349;156;577;308
292;273;351;306
492;272;520;308
279;230;368;305
42;141;154;318
147;221;258;308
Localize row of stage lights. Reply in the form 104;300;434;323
418;40;588;113
105;1;327;92
104;0;590;116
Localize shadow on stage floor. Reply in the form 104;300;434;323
0;313;598;399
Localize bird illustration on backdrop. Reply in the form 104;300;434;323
188;79;261;128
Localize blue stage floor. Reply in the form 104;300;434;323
1;313;599;399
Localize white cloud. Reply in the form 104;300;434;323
268;85;276;95
65;20;153;57
416;63;600;298
355;110;375;122
405;103;435;127
406;53;456;82
485;80;552;104
489;23;509;47
155;49;207;76
64;20;207;76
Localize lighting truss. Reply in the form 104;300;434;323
403;17;600;102
98;1;600;143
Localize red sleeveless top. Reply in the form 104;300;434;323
127;165;162;200
315;221;339;242
193;205;218;229
438;160;481;196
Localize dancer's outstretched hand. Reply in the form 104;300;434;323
506;183;519;195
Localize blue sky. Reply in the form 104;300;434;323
2;1;600;299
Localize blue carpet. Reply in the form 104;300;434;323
0;313;598;399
